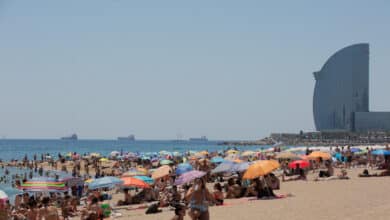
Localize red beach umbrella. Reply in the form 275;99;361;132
288;160;310;169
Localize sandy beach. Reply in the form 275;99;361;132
109;168;390;220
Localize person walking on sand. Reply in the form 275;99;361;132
185;178;214;220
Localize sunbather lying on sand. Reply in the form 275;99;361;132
358;169;390;177
314;169;349;181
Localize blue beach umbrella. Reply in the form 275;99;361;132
350;148;361;153
211;161;235;174
88;177;123;190
371;149;390;156
211;157;225;164
232;162;250;172
176;163;193;175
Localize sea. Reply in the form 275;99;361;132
0;139;268;162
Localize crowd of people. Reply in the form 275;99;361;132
0;145;390;220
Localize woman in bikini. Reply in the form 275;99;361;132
185;178;214;220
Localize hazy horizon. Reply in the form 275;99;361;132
1;1;390;140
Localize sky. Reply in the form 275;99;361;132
0;0;389;140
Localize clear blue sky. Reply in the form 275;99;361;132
0;0;389;140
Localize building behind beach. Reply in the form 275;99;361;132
313;43;390;132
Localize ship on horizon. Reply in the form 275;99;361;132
189;136;208;142
61;133;78;140
117;135;135;141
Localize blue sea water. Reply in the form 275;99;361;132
0;139;266;161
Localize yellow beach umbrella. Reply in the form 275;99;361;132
99;158;109;162
85;179;94;183
243;160;280;179
307;151;331;160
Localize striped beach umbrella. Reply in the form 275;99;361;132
19;177;68;192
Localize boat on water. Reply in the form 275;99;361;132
61;134;78;140
189;136;208;142
117;135;135;141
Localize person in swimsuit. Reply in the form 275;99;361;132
185;178;214;220
38;197;61;220
212;183;224;206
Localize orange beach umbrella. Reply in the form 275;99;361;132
307;151;331;160
121;177;150;189
243;160;280;179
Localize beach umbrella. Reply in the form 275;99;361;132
99;158;109;162
160;159;174;165
133;176;154;185
121;177;150;189
307;151;332;160
110;151;120;157
211;161;235;174
275;152;301;160
88;177;123;190
226;150;239;155
59;176;84;187
371;149;390;156
174;170;206;185
0;190;8;204
288;160;310;169
232;162;250;172
243;160;280;179
224;154;240;161
151;165;172;179
350;148;361;153
210;157;225;164
176;163;193;175
122;168;148;177
233;159;244;163
241;151;256;157
19;177;68;192
90;153;101;158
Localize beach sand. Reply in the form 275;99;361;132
107;168;390;220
